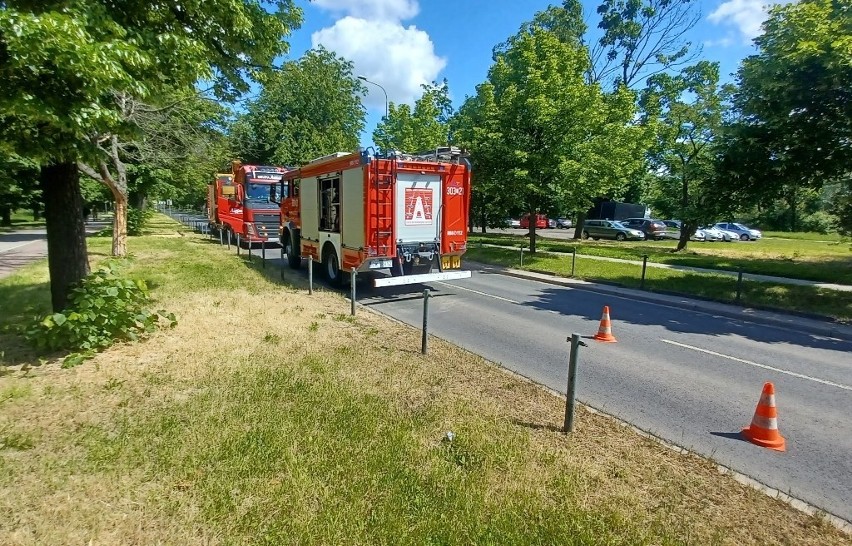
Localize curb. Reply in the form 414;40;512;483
468;261;852;342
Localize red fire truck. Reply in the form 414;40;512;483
277;148;472;286
207;162;288;245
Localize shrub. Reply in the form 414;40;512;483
24;264;177;367
127;206;153;236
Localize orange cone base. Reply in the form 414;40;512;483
741;427;786;452
593;333;617;343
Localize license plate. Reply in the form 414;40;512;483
441;255;461;269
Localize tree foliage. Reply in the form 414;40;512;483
232;47;366;166
373;80;453;154
590;0;701;88
720;0;851;230
462;6;645;252
0;1;301;310
642;61;728;250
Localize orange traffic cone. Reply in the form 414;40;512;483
593;306;617;343
741;382;786;452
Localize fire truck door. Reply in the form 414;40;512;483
394;173;442;243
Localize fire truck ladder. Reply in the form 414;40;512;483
372;159;395;257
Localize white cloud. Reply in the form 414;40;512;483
311;0;419;22
708;0;793;43
310;1;445;110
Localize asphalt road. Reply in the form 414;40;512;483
353;270;852;524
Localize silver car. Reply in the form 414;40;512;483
714;222;762;241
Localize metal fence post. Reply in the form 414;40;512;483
564;333;584;434
248;239;253;260
421;289;431;355
236;234;241;255
571;248;576;277
219;227;224;246
520;246;524;267
261;241;266;269
350;268;357;316
640;255;648;290
736;269;744;303
308;257;313;295
227;229;231;249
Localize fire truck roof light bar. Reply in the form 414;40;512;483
373;270;471;288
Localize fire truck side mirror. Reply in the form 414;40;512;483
269;184;278;204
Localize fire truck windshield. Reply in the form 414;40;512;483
245;182;275;203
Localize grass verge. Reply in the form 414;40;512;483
469;232;852;285
464;246;852;322
0;214;849;545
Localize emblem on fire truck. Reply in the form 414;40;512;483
404;188;433;226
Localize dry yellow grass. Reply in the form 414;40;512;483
0;217;849;545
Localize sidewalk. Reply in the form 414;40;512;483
468;261;852;342
480;243;852;292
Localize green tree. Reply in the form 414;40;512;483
232;47;366;166
465;8;644;253
590;0;701;88
0;153;40;226
0;1;302;310
642;61;728;250
452;83;516;232
373;80;453;153
720;0;851;231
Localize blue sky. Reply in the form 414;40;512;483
281;0;789;147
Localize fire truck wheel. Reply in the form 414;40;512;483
323;247;343;286
285;235;301;270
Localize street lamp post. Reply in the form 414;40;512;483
357;75;388;121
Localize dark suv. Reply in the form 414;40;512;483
622;218;667;240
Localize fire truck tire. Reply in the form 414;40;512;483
323;246;343;286
285;232;301;270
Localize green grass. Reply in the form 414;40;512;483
80;362;682;545
0;210;45;233
470;232;852;285
465;246;852;322
763;231;845;242
1;213;848;545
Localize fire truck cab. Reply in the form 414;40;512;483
278;148;471;286
208;162;287;245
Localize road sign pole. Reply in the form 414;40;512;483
564;333;583;433
350;268;357;316
308;258;313;295
421;289;430;355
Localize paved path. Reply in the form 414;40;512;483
480;243;852;292
0;223;109;279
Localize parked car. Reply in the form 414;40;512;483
582;220;645;241
554;217;573;229
622;218;668;240
692;228;721;242
661;220;681;240
520;214;548;229
548;218;557;229
504;218;521;228
701;225;735;242
714;222;762;241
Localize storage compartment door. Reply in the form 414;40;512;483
394;173;442;244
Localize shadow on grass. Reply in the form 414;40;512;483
0;277;52;367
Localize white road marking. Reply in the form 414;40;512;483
435;281;521;304
661;339;852;392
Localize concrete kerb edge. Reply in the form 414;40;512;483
361;300;852;535
478;264;852;342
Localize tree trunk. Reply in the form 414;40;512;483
480;210;487;234
32;203;41;221
0;206;10;227
573;211;587;239
675;221;695;252
40;162;90;312
111;189;128;257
